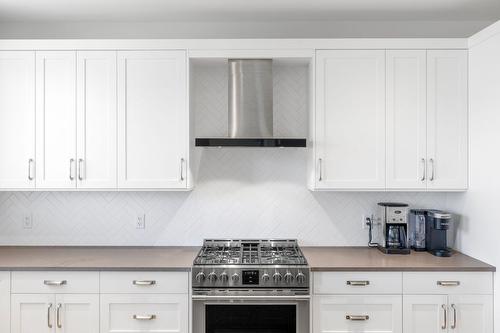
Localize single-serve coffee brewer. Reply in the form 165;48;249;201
376;202;410;255
409;209;453;257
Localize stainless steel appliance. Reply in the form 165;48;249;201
376;202;410;255
192;239;310;333
409;209;428;251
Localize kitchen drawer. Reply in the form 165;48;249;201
11;271;99;294
403;272;493;295
313;295;402;333
314;272;402;294
100;271;189;294
100;294;188;333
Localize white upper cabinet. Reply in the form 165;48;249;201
117;50;188;189
0;51;36;189
314;50;386;190
386;50;427;190
427;50;468;190
76;51;117;189
36;51;77;189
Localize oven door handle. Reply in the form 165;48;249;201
192;295;310;301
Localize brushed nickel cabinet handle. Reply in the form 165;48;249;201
346;315;369;321
133;280;156;286
318;158;323;181
421;158;426;181
28;158;34;180
441;304;447;329
69;159;75;181
44;280;67;286
47;303;53;328
56;303;62;328
430;158;435;181
451;304;457;329
180;158;185;181
437;281;460;287
78;158;84;181
133;314;156;320
346;280;370;286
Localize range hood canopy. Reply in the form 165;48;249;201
195;59;306;148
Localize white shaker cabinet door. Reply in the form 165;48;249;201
0;51;36;189
55;294;100;333
447;295;493;333
403;295;448;333
0;272;9;333
11;294;56;333
117;50;188;189
76;51;117;189
386;50;427;190
314;50;386;190
426;50;468;190
36;51;77;189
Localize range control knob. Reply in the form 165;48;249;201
207;272;218;283
195;271;206;283
284;271;294;284
273;271;282;283
261;272;270;283
231;273;240;282
219;272;229;283
296;271;306;284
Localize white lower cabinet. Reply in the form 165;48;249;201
313;295;402;333
0;272;10;333
100;294;188;333
11;294;99;333
403;295;448;333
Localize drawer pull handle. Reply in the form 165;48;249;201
133;280;156;286
437;281;460;287
441;304;447;329
346;315;369;321
347;280;370;286
44;280;67;286
133;314;157;320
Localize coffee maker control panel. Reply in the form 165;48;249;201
386;206;408;224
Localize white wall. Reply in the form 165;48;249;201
446;21;500;330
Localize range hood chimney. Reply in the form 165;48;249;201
195;59;306;148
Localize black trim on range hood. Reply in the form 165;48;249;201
195;138;307;147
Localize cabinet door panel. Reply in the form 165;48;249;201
386;50;427;189
117;50;188;189
11;294;55;333
76;51;117;189
427;50;468;190
36;51;77;189
0;272;9;333
448;295;493;333
313;295;402;333
0;51;36;189
56;294;99;333
403;295;447;333
315;50;385;189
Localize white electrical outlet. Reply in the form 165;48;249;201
23;214;33;229
136;214;146;229
362;215;371;229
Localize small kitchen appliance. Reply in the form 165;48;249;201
409;209;428;251
377;202;410;255
425;210;453;257
192;239;310;333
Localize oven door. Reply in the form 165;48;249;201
192;293;310;333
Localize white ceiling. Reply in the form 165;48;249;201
0;0;499;22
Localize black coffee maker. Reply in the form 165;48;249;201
425;210;453;257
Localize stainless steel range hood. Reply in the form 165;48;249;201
195;59;306;148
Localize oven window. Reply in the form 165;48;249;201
206;305;296;333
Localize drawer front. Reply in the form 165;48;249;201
313;295;402;333
100;294;188;333
403;272;493;295
100;271;189;294
11;271;99;294
314;272;402;294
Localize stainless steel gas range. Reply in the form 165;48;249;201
192;239;310;333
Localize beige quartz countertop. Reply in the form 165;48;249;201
0;246;200;271
0;246;494;272
302;247;496;272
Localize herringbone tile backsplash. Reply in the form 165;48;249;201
0;61;448;246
